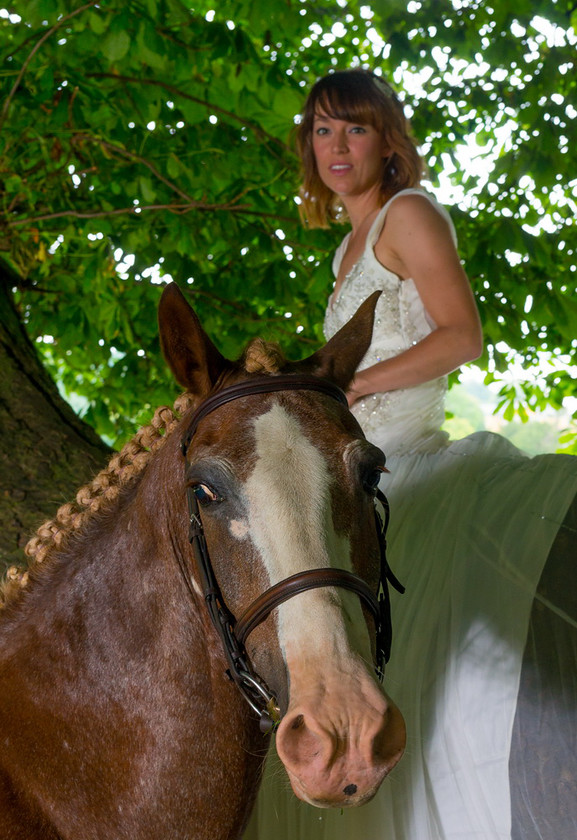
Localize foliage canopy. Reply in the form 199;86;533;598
1;0;576;445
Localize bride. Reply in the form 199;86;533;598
245;69;577;839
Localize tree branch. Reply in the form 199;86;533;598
85;137;198;204
86;72;292;161
8;203;299;227
0;1;99;132
185;286;318;346
77;135;291;209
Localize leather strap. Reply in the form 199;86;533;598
235;568;380;646
181;374;348;455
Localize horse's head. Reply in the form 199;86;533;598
158;283;405;808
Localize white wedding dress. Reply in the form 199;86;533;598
244;190;577;839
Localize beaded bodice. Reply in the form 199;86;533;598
323;189;452;456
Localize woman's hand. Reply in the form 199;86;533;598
346;380;364;407
346;373;375;407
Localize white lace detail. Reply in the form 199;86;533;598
323;189;452;456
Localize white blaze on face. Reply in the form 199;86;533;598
244;403;373;663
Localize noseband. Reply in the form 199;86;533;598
180;374;404;733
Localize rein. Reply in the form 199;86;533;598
180;374;404;733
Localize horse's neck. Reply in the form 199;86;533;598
3;452;198;653
0;453;267;839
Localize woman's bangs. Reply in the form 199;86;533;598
315;87;380;129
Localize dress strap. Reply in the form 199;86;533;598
331;231;351;277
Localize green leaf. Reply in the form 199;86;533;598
136;22;167;70
102;29;131;62
89;11;109;35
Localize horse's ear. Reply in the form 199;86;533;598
301;291;381;390
158;283;231;397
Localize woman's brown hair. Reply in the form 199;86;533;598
296;69;423;229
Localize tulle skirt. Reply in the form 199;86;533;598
244;432;577;840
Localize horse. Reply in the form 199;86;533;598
0;283;406;840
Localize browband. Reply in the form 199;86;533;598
181;374;348;456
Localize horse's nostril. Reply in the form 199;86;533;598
343;783;358;796
291;714;305;730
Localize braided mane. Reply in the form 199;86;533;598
242;337;286;375
0;392;195;609
1;338;286;609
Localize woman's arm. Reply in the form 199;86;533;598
347;193;483;406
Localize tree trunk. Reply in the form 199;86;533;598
0;263;110;573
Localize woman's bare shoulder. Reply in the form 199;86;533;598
381;193;457;259
387;191;448;227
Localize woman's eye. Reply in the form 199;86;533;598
315;126;329;135
193;484;222;505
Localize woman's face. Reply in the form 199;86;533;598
311;108;388;201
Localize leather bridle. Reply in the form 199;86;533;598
179;374;404;733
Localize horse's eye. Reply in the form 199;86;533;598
193;484;222;505
363;466;385;494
